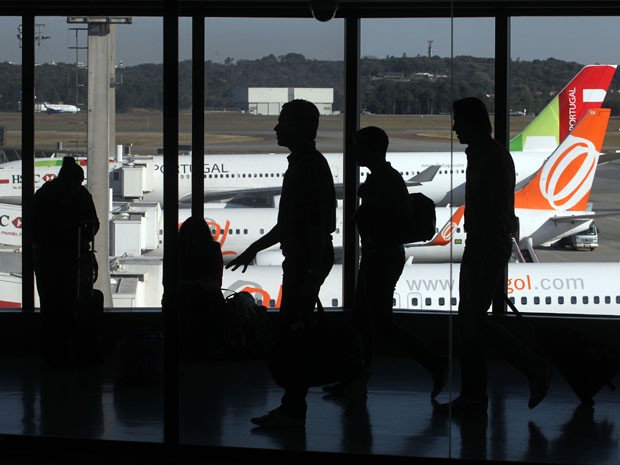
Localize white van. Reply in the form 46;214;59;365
564;224;599;251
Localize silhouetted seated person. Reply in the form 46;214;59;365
33;156;100;367
177;215;225;360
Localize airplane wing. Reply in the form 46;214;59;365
196;187;284;207
405;165;440;186
598;151;620;164
551;211;620;222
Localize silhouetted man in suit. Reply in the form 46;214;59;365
433;97;551;415
226;99;337;428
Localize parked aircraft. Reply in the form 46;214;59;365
0;65;614;208
176;107;612;264
222;262;620;316
41;102;80;114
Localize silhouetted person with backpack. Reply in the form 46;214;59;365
226;99;337;429
322;126;447;400
33;156;100;367
433;97;551;415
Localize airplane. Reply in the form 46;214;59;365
0;65;614;207
173;107;612;264
221;262;620;317
41;102;81;114
406;107;613;262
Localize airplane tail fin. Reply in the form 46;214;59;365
425;205;465;246
514;108;610;212
509;64;616;152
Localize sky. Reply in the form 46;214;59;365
0;16;619;66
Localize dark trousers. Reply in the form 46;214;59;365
353;246;438;372
458;237;542;399
276;242;334;419
34;248;79;364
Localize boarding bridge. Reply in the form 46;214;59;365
110;156;154;200
110;201;162;257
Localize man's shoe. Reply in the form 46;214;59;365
322;382;346;397
528;362;553;409
431;356;449;398
432;395;488;415
250;407;305;429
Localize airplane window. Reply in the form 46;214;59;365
335;228;340;233
545;296;551;304
451;297;457;306
534;296;540;304
583;296;589;304
425;297;431;306
520;297;527;305
411;297;419;306
208;174;212;178
605;296;611;304
571;296;577;304
257;299;263;305
259;174;263;177
203;174;207;178
594;296;600;304
392;298;396;306
211;229;216;235
220;229;224;234
269;299;275;308
509;297;515;304
558;296;564;304
243;229;248;234
439;297;445;306
331;298;338;306
617;296;620;304
235;229;240;234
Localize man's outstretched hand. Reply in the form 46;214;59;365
225;247;257;273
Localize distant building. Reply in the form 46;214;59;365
233;87;334;115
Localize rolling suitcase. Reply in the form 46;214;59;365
504;295;620;405
268;299;365;389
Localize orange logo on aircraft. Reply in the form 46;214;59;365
426;206;465;247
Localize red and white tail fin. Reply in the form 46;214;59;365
514;108;610;212
509;64;616;152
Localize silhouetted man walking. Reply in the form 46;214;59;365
226;99;336;428
433;97;551;415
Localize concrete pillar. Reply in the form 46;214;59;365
87;22;113;307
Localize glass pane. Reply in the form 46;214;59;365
0;18;22;311
510;16;620;317
179;16;345;446
28;15;164;442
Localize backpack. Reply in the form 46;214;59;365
401;192;437;244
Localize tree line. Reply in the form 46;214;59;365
1;55;619;115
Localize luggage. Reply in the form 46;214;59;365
268;299;365;388
401;192;437;243
74;289;105;365
504;295;620;405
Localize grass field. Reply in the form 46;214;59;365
2;110;620;154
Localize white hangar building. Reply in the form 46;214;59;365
234;87;334;115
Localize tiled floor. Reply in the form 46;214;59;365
0;354;618;464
